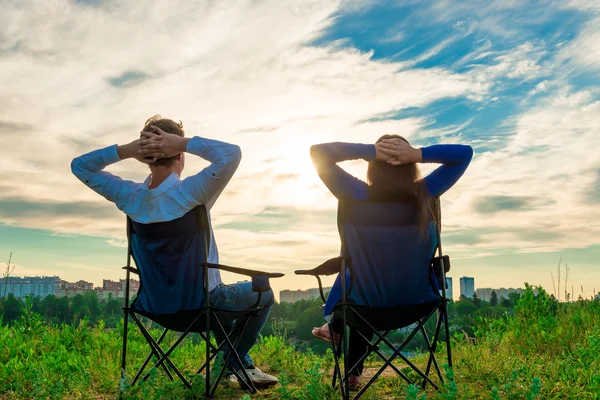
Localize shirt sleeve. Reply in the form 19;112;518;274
419;144;473;197
71;145;137;208
310;142;373;200
177;137;242;209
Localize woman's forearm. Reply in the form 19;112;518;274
420;144;473;165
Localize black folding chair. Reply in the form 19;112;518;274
119;205;284;398
296;198;452;400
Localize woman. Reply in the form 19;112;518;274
309;135;472;387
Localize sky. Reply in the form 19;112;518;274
1;0;599;301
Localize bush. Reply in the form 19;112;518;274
1;288;599;399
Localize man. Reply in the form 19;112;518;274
71;115;278;387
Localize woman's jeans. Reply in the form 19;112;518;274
210;281;274;370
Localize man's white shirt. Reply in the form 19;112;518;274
71;136;242;292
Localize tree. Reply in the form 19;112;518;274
453;298;478;317
490;291;498;306
1;294;23;324
295;306;325;340
472;293;482;308
508;291;522;307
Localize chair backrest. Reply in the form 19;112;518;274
127;206;210;315
339;199;442;309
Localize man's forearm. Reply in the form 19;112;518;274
178;137;191;153
116;142;136;160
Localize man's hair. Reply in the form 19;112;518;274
142;115;185;167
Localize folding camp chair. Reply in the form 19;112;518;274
119;205;284;398
296;198;452;400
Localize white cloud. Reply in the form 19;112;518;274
0;0;481;240
465;42;551;100
557;16;600;72
1;0;599;295
440;86;600;257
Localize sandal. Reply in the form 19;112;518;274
311;324;340;346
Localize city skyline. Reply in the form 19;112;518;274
4;272;583;303
1;274;139;300
1;1;600;300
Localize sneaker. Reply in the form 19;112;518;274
231;366;279;388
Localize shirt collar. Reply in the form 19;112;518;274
143;172;180;195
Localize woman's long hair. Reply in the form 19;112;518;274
367;134;434;235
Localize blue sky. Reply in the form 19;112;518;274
1;0;600;300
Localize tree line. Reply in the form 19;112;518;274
1;289;523;354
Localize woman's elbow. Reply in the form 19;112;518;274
310;144;327;165
464;145;473;161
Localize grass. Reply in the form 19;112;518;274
1;285;599;399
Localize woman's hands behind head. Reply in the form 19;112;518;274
376;138;422;165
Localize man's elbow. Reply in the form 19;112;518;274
220;144;242;173
70;157;82;178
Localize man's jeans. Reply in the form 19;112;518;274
210;281;274;370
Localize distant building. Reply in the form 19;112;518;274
460;277;475;299
444;277;453;299
280;287;332;303
475;287;523;302
103;279;121;292
56;280;94;297
95;279;139;300
0;276;61;299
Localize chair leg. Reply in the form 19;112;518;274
120;309;130;395
421;313;444;383
350;306;440;393
205;307;211;399
329;322;344;393
443;307;453;368
421;314;445;389
140;329;190;385
132;328;173;386
350;329;414;385
195;331;224;375
345;328;391;381
129;314;192;389
341;305;350;400
209;316;253;396
208;312;258;395
195;312;248;376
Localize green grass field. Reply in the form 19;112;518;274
1;285;599;399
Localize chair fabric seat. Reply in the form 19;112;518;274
339;201;443;310
333;300;445;331
317;199;452;399
130;208;209;315
129;306;253;333
120;205;283;397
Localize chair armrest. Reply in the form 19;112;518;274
122;266;139;275
206;263;283;294
205;262;284;278
295;256;342;276
431;255;451;274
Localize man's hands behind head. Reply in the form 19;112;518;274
138;126;189;163
117;136;162;164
